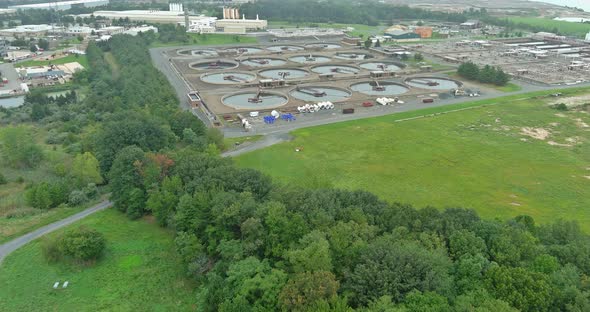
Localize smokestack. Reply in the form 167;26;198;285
243;14;245;20
256;14;259;20
184;6;189;30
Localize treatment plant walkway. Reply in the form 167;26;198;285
0;200;112;265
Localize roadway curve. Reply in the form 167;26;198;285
0;200;112;264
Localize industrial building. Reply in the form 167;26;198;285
9;0;109;11
215;7;267;34
0;24;64;37
414;27;433;39
385;29;420;40
81;10;216;27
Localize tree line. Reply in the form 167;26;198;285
240;0;486;26
458;61;510;86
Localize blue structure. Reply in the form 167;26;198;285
263;116;275;124
281;113;295;122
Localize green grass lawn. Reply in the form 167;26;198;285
16;54;89;69
152;33;258;48
0;208;197;311
235;89;590;231
507;17;590;38
405;58;454;72
495;83;522;93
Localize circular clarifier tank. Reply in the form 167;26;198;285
305;43;341;49
289;86;352;102
177;49;218;57
221;47;264;55
201;72;256;84
351;81;409;96
334;52;373;60
266;45;305;52
258;68;310;80
222;91;288;110
189;60;238;71
241;57;287;67
311;64;360;75
288;54;331;64
360;61;403;71
405;77;462;90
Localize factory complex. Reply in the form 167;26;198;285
77;4;267;34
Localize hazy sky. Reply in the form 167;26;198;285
537;0;590;12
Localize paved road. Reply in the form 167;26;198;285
0;200;112;265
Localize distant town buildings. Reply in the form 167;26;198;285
0;25;64;37
384;25;420;40
9;0;109;11
460;20;482;29
78;5;267;34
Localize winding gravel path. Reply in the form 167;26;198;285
0;200;112;264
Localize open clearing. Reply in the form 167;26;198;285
0;209;197;311
507;17;590;37
151;33;258;48
16;54;89;69
236;91;590;231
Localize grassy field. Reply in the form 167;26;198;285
235;89;590;231
495;83;522;93
151;33;258;48
267;21;385;38
405;58;454;72
507;17;590;38
16;54;89;69
0;209;197;311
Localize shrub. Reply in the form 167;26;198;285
68;189;89;206
26;180;71;209
83;183;99;199
4;207;40;219
60;227;106;262
552;103;568;111
0;173;7;185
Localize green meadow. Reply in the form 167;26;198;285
236;90;590;231
0;209;197;311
